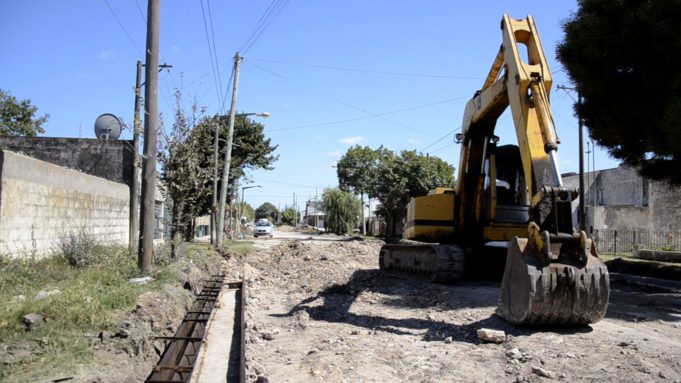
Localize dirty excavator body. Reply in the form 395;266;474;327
379;14;609;325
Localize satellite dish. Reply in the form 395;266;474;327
94;113;123;140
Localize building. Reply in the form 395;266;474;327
562;165;681;252
304;200;325;230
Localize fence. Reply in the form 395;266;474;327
591;228;681;255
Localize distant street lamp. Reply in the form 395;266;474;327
238;185;261;238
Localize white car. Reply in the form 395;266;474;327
254;219;274;238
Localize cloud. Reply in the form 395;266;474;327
98;49;115;60
171;45;180;54
327;150;341;157
340;136;365;145
407;138;421;145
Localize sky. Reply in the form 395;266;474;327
0;1;620;213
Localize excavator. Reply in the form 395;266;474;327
379;14;610;325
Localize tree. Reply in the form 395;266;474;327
557;0;681;184
158;92;207;242
337;145;379;234
255;202;279;221
322;188;361;235
159;97;278;242
349;148;454;236
280;206;300;226
0;89;48;136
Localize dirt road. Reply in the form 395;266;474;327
230;234;681;382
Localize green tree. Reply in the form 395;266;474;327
369;148;455;236
159;97;278;241
0;89;48;136
337;145;379;234
557;0;681;184
322;188;361;235
280;206;300;226
255;202;279;221
188;114;279;216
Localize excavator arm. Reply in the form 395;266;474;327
456;14;609;324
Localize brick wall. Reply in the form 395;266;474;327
0;150;129;258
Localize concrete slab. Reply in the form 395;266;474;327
191;286;238;383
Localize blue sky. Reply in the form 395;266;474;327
0;1;619;212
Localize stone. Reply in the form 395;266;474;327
115;328;131;339
34;289;61;301
21;313;44;331
477;328;506;343
506;348;523;359
444;336;453;344
255;377;270;383
129;276;153;285
532;366;556;379
99;331;111;340
260;331;276;341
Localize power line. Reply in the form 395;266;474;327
206;0;224;106
420;125;462;151
247;57;483;80
429;142;457;154
200;0;223;108
133;0;146;22
269;97;468;132
247;61;426;135
240;0;290;54
256;177;320;189
103;0;143;56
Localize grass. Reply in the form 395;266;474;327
0;244;178;381
222;240;255;255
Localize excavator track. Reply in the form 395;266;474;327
379;243;465;283
497;237;610;325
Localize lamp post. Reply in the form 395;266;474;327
238;185;261;238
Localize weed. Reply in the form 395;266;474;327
56;229;100;268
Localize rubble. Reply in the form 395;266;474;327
21;313;44;331
532;366;557;379
477;328;506;343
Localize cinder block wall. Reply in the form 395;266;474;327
0;150;129;258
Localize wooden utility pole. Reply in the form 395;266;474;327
138;0;160;273
216;52;242;246
211;119;219;245
130;60;142;254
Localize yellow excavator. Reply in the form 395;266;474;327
379;14;610;325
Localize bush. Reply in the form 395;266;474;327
57;230;100;268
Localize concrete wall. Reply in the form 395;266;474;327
0;136;135;187
0;150;129;258
563;165;681;232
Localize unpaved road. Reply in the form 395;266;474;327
227;233;681;382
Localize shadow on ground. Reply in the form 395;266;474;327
272;269;606;344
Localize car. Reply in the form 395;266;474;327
254;219;274;238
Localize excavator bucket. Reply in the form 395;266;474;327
497;236;610;325
379;243;465;283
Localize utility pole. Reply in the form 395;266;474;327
217;52;242;246
138;0;160;273
211;118;219;245
130;60;143;254
557;85;586;231
577;91;585;231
